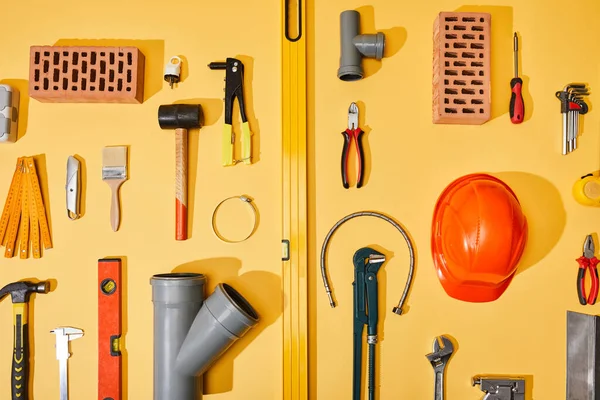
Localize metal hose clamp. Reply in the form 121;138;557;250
320;211;416;315
211;195;258;243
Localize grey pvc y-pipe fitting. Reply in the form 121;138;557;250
176;283;259;376
338;10;385;81
152;273;206;400
151;274;259;400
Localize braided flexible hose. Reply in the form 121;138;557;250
319;211;416;315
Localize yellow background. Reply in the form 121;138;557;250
0;0;599;399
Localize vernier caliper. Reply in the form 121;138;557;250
51;327;83;400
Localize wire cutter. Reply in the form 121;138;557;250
209;58;252;166
353;247;385;400
577;234;599;305
341;103;365;188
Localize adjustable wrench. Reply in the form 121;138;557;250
426;335;454;400
51;327;84;400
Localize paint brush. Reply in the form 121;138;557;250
102;146;127;231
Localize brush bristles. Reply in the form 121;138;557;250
102;146;127;180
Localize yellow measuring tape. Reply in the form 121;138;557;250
0;157;52;259
282;1;308;399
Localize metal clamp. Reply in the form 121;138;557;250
211;195;258;243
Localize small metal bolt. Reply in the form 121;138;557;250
368;276;373;281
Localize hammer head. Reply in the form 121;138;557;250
158;104;203;130
0;281;50;304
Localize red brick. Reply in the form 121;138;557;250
433;12;491;124
29;46;145;104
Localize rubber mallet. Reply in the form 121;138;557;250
158;104;203;240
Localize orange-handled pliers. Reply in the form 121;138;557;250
577;234;599;305
341;103;364;189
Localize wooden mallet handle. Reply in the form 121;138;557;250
175;128;188;240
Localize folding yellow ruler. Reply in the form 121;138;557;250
0;157;52;259
282;0;308;398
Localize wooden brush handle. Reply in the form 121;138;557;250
106;180;123;232
175;128;188;240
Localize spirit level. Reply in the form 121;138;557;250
282;0;308;399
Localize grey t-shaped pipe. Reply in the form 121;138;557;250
338;10;385;81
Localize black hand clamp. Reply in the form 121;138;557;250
209;58;252;166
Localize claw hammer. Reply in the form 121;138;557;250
0;280;50;400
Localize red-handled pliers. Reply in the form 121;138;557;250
577;234;599;305
341;102;364;189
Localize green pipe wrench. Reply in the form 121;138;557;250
353;247;386;400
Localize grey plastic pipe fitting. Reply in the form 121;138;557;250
151;273;259;400
0;84;19;143
176;283;259;376
338;10;385;81
152;273;206;400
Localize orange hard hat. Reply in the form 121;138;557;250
431;174;528;302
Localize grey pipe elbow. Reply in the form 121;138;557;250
338;10;386;81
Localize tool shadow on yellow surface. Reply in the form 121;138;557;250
172;98;222;239
306;0;318;395
455;6;517;122
524;375;534;400
232;55;261;164
52;39;164;102
172;258;282;396
521;75;534;122
177;55;189;84
357;6;407;79
0;79;29;141
34;154;53;247
576;81;593;140
103;256;128;399
494;172;566;274
74;154;87;218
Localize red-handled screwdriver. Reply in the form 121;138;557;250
510;32;525;124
